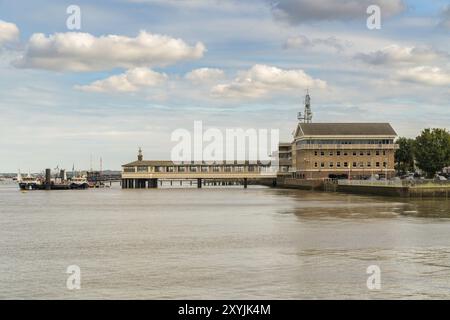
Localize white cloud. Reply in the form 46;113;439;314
76;68;167;92
0;20;19;47
271;0;405;24
211;64;326;99
396;66;450;86
15;31;205;72
355;45;446;65
185;68;225;83
284;35;352;52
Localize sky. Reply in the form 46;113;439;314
0;0;449;172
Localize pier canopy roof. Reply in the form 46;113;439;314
123;160;175;167
122;160;272;167
295;123;397;139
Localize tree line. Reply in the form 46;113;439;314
395;128;450;178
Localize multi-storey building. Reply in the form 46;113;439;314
277;142;293;173
292;123;398;179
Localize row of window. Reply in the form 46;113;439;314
314;161;388;169
298;139;394;145
128;165;268;173
314;150;387;156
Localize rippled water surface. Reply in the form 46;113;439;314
1;182;450;299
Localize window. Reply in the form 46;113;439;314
383;162;387;168
201;166;208;172
337;162;341;168
320;151;325;156
155;166;162;172
329;162;334;168
314;151;318;156
224;166;232;172
337;151;341;156
367;151;371;156
376;162;380;167
344;151;348;156
137;166;148;172
367;162;371;168
124;167;135;173
360;151;364;156
314;162;318;168
248;166;255;172
329;151;333;156
178;166;186;172
376;151;380;156
344;162;348;168
189;166;197;172
167;166;174;172
235;166;244;172
212;166;220;172
353;162;357;168
359;162;364;168
353;151;357;156
321;163;325;168
383;150;386;156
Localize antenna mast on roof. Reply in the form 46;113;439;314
297;89;313;123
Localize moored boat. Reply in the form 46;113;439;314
70;176;89;189
18;172;43;190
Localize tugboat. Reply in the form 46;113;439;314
18;171;43;190
70;176;89;189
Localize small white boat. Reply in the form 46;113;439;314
70;176;89;189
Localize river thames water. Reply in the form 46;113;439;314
1;181;450;299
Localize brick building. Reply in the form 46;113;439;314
290;123;399;179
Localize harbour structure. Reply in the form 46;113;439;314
292;122;398;179
121;92;399;188
281;93;399;180
121;149;277;189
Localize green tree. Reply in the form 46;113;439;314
395;137;415;175
414;128;450;178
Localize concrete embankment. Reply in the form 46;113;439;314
277;178;450;198
277;177;324;190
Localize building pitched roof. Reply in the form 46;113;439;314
122;160;175;167
296;123;397;137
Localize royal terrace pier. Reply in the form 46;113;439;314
121;149;277;189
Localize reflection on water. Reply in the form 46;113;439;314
1;182;450;299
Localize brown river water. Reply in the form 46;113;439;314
1;181;450;299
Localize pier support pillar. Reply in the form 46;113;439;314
244;178;248;189
197;178;202;188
